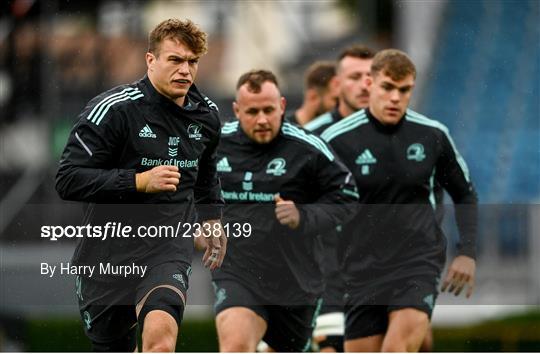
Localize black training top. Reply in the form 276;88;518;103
213;120;358;304
303;107;343;135
321;108;478;288
56;75;224;276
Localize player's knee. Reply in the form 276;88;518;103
142;311;177;352
139;287;183;353
138;287;184;332
419;329;434;352
220;338;255;352
381;337;408;352
217;323;258;352
144;337;176;352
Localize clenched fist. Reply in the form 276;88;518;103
275;194;300;230
136;165;181;193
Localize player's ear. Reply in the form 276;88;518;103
306;88;318;103
329;76;339;95
232;101;240;119
366;76;373;90
280;96;286;113
146;52;156;71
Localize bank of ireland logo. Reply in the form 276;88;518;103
407;143;426;161
266;158;287;176
242;171;253;191
168;136;180;157
355;149;377;175
187;123;203;140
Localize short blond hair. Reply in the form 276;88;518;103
148;18;207;57
371;49;416;81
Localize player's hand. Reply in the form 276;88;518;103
312;335;326;352
275;194;300;230
135;165;180;193
195;219;227;270
441;255;476;298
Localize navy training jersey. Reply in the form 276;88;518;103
304;107;343;135
321;108;478;287
213;121;358;304
56;76;224;275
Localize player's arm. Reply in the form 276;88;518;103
435;129;478;298
55;108;138;202
55;106;179;202
279;148;358;234
193;116;226;269
194;119;225;221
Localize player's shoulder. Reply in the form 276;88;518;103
189;84;220;113
320;109;369;143
82;82;144;126
303;111;334;132
404;109;450;135
220;119;240;138
280;121;335;161
187;85;221;130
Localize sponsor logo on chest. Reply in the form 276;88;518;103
356;149;377;175
217;157;232;172
266;158;287;176
168;136;180;157
407;143;426;161
187;123;203;140
242;171;253;191
139;124;157;138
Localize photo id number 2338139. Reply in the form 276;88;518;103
183;222;252;238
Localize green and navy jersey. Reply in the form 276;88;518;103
303;107;343;135
213;121;358;304
321;108;478;287
56;75;224;274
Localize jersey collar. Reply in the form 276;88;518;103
366;108;405;133
139;75;206;113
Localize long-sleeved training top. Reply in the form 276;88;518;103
212;120;358;304
321;108;478;287
56;75;223;276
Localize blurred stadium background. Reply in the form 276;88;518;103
0;0;539;351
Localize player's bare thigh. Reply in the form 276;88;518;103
216;306;267;352
345;334;384;352
382;308;429;352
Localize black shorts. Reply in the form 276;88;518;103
213;279;322;352
76;261;190;348
344;276;438;340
